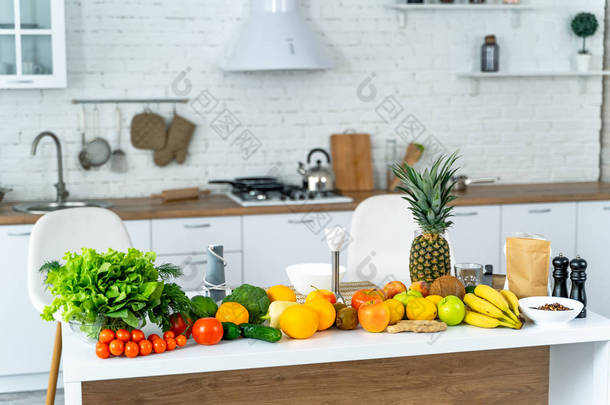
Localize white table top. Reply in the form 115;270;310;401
62;312;610;383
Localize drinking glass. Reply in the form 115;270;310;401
455;263;483;287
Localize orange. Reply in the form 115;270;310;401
383;298;405;325
406;297;437;321
358;301;390;333
279;304;319;339
425;295;443;306
267;285;297;303
215;302;249;325
304;298;336;331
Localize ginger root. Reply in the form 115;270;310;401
386;320;447;333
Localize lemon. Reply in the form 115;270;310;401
266;285;297;303
305;298;336;331
406;297;438;321
383;298;405;325
425;295;443;306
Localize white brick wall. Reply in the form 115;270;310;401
0;0;605;201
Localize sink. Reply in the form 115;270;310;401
13;200;113;215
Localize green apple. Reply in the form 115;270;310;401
437;295;466;326
394;291;421;307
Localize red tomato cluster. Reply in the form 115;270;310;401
95;329;187;359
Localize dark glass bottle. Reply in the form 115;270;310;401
481;35;499;72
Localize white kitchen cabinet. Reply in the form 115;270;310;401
0;224;57;387
152;216;241;255
450;205;501;274
124;220;151;251
158;252;243;292
576;201;610;318
0;0;66;88
501;202;577;274
243;211;353;287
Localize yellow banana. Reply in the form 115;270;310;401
500;289;520;317
474;285;520;324
464;293;507;319
464;310;518;329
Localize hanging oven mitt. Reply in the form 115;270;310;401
154;113;196;167
131;110;167;150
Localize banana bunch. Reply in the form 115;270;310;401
463;286;522;329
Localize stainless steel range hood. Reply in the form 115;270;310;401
223;0;334;72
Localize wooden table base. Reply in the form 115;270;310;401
83;346;549;404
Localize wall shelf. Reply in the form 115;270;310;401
456;71;610;95
385;3;540;28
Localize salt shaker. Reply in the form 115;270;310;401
551;253;569;298
569;256;587;319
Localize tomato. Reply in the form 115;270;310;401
109;339;124;356
163;331;175;340
98;329;115;344
153;338;167;353
124;341;139;358
115;329;131;343
351;288;385;310
130;329;145;343
148;334;161;342
191;318;223;346
170;313;193;338
165;337;177;351
95;342;110;359
139;339;153;356
175;334;187;347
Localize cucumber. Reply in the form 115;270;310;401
222;322;241;340
240;323;282;343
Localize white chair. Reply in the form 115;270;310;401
346;194;455;287
27;207;132;405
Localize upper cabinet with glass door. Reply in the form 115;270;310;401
0;0;66;88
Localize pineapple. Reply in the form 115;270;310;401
393;152;459;283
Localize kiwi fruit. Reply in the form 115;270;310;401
336;307;358;330
333;302;347;313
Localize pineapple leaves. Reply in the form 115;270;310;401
393;151;461;234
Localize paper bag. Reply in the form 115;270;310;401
506;237;551;299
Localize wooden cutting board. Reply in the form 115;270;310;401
330;133;374;191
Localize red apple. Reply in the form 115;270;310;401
383;281;407;299
409;281;430;297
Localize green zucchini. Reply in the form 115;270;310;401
222;322;242;340
240;323;282;343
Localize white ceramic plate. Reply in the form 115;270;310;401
519;296;584;325
286;263;346;296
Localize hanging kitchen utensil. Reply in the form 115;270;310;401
297;148;335;193
84;105;112;168
389;143;424;191
154;111;196;167
110;106;127;173
78;106;92;170
130;107;167;150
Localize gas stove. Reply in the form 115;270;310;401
227;186;353;207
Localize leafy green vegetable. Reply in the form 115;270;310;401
191;295;218;318
40;248;188;335
147;282;194;332
222;284;270;324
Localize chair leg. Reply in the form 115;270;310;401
45;322;62;405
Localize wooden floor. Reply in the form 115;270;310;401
83;346;549;404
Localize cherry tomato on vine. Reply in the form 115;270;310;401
153;338;167;354
165;337;177;351
139;340;153;356
109;339;124;356
163;331;175;340
116;329;131;343
175;335;187;347
98;329;115;344
124;341;139;358
95;342;110;359
131;329;145;343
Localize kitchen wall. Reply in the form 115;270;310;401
0;0;605;201
602;0;610;183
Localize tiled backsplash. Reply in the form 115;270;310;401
0;0;605;201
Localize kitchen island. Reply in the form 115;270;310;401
62;313;610;405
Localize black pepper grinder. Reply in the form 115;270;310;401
569;256;587;318
551;253;569;298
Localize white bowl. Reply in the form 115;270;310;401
286;263;346;296
519;296;584;325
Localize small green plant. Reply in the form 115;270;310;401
571;12;598;54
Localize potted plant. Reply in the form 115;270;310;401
571;12;598;72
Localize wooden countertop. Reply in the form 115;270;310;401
1;182;610;226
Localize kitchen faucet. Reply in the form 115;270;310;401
31;132;69;203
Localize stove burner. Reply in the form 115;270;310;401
226;183;353;207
